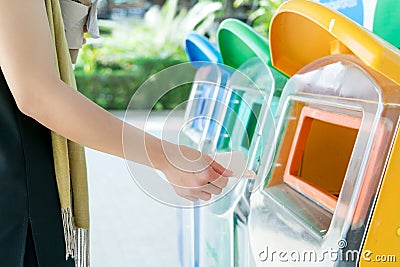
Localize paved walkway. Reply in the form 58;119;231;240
87;110;184;267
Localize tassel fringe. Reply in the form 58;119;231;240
62;207;76;260
62;207;90;267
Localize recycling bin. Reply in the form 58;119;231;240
195;19;288;267
248;1;400;266
180;32;224;149
216;19;286;151
178;32;224;267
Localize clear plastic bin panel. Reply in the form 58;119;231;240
230;93;264;159
191;84;215;131
242;102;262;150
216;90;244;151
180;64;232;151
207;72;231;140
249;56;399;266
197;58;280;267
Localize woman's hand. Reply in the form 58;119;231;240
156;143;232;201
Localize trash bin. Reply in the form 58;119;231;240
249;2;400;266
196;19;288;267
178;32;224;267
181;32;224;148
216;19;286;151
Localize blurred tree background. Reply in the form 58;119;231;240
75;0;283;110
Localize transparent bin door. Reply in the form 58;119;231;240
217;58;275;152
208;57;278;209
230;92;263;159
216;89;244;151
178;63;231;267
203;70;231;154
197;58;280;267
249;55;394;267
231;60;286;267
180;63;229;151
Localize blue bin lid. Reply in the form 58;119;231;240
185;32;222;64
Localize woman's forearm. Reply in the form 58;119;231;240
26;78;167;169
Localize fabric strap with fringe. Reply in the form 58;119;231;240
44;0;90;266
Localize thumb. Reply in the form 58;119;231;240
210;160;233;177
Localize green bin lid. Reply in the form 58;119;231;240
217;19;272;69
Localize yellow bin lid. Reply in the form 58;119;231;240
269;0;400;86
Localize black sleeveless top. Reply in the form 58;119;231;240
0;70;74;266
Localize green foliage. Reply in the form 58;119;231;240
75;58;191;110
75;0;222;109
234;0;283;36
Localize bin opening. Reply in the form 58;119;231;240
284;106;361;212
241;103;262;150
217;90;243;150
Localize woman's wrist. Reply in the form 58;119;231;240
145;137;171;171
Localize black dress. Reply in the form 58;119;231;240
0;70;75;267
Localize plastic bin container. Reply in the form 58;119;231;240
181;32;224;148
249;2;400;266
216;19;286;151
196;19;288;267
178;32;224;267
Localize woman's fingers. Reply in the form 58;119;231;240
193;191;212;201
209;175;229;189
210;159;233;177
181;177;227;202
202;182;223;195
163;146;234;201
174;180;224;202
184;196;198;202
191;160;230;193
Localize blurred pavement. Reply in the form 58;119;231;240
87;110;184;267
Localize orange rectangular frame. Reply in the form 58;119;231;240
283;106;389;221
284;106;361;212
